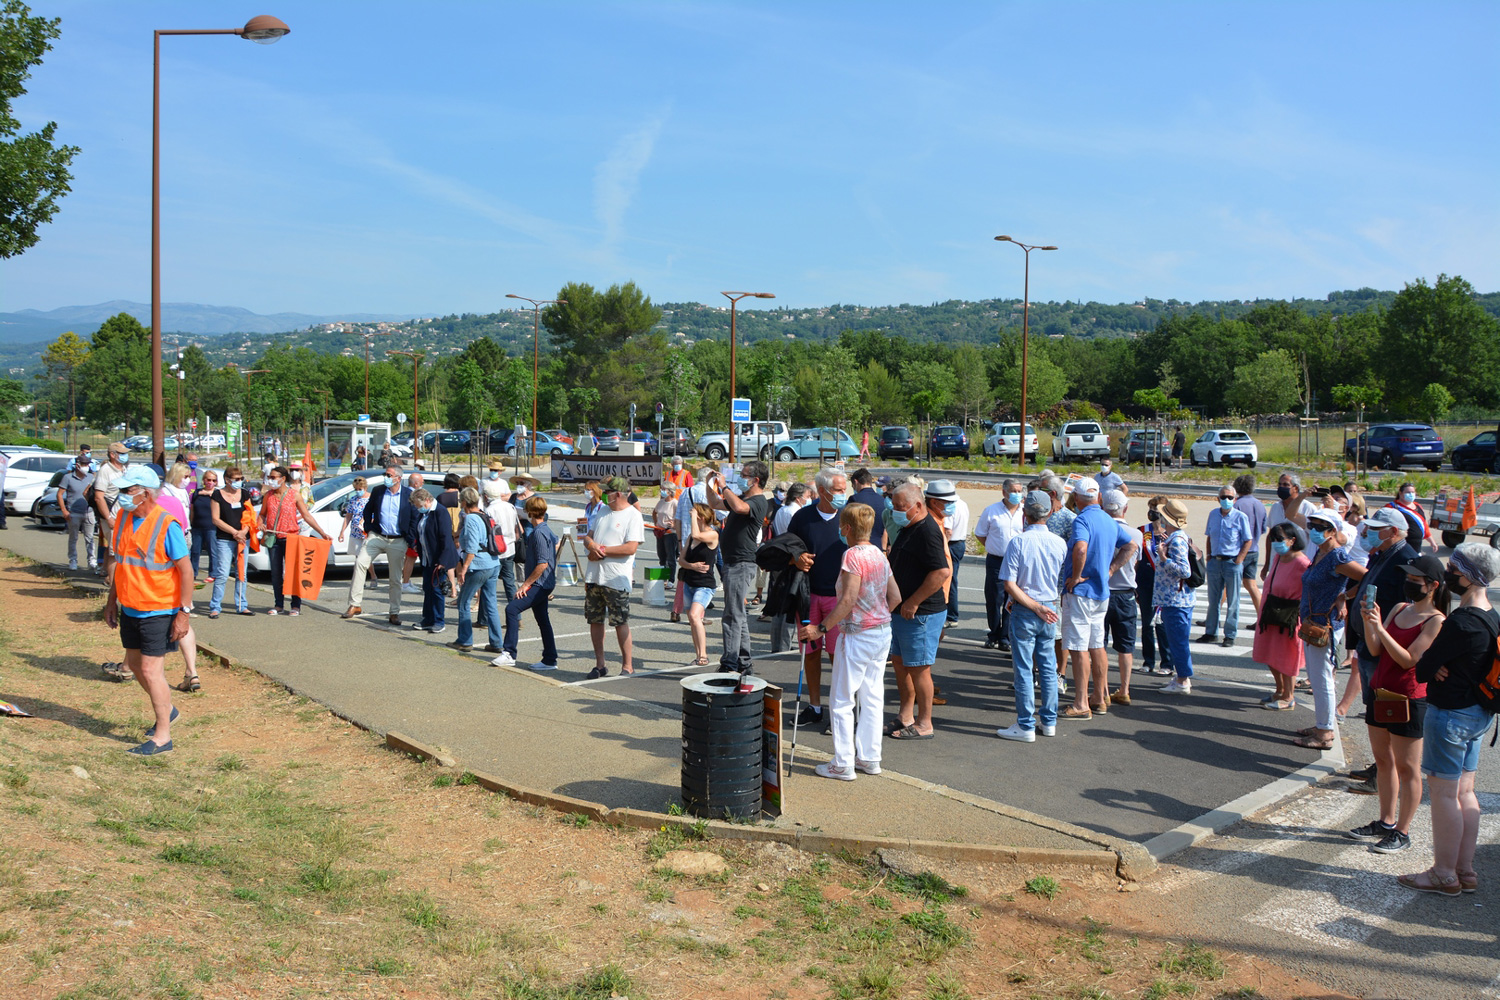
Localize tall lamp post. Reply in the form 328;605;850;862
359;331;387;415
505;293;565;464
388;351;424;461
720;290;775;463
150;15;290;467
993;236;1057;459
241;368;269;465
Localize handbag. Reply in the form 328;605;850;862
1298;618;1332;647
1372;687;1411;725
169;609;191;642
1259;594;1300;634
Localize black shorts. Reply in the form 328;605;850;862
120;613;174;658
1365;697;1427;741
1104;590;1138;653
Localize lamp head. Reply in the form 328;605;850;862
241;15;290;44
754;292;776;299
1041;245;1059;251
505;293;523;300
994;235;1012;242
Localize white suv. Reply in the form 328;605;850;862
982;423;1039;463
1189;429;1258;468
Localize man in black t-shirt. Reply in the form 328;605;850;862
886;481;953;740
708;460;770;675
787;468;850;729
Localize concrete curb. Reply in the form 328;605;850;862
1141;727;1347;862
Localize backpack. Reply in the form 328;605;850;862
1473;610;1500;745
1182;538;1206;590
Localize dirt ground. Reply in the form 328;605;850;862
0;552;1351;1000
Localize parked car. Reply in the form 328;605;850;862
929;425;970;459
696;421;792;462
1188;429;1259;468
28;469;70;528
1344;423;1444;471
506;431;574;458
1119;429;1170;464
658;428;696;457
878;426;915;460
1050;421;1110;462
197;432;227;449
592;427;624;452
2;450;73;515
773;427;859;463
123;434;152;451
392;431;416;447
983;423;1039;463
540;428;575;446
420;429;473;454
1449;430;1499;473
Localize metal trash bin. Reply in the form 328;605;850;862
680;672;765;819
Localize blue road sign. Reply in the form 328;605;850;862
731;397;752;422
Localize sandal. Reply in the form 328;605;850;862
1396;869;1461;896
888;724;934;740
1457;869;1478;894
1292;733;1335;750
692;656;710;667
174;675;201;693
887;718;914;737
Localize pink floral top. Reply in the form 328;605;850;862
840;543;892;633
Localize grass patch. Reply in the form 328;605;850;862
1158;942;1224;980
457;771;479;786
400;891;451;930
830;961;901;1000
900;908;969;949
924;974;970;1000
499;963;633;999
431;773;455;788
159;842;227;866
215;753;246;772
1024;876;1060;901
644;818;709;859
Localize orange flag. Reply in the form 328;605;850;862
284;534;332;600
303;440;317;481
1461;485;1478;532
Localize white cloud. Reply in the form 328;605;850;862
594;112;668;257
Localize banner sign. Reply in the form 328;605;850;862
761;683;784;816
225;412;242;459
551;455;663;487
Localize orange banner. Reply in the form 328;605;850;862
1461;486;1478;532
284;534;333;600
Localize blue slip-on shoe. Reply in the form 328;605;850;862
145;705;179;738
127;739;174;756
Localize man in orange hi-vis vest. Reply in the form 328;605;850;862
104;466;194;756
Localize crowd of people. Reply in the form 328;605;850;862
55;439;1499;896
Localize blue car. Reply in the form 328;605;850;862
1344;423;1444;471
773;427;860;463
929;425;970;459
507;431;574;458
1449;430;1498;473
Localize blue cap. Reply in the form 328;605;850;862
116;465;162;490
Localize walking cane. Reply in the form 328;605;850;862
788;619;811;766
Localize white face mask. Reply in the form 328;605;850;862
291;471;302;482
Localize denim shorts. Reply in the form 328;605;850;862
890;611;943;667
684;586;715;609
1421;703;1495;780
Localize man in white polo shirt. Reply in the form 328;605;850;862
974;479;1024;652
583;476;644;679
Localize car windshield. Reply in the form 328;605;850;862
1218;432;1251;442
936;426;961;435
310;471;361;506
1402;427;1439;440
882;428;909;441
1068;423;1101;434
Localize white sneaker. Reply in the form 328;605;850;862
995;723;1036;743
815;762;856;781
490;651;516;667
1039;724;1057;737
401;582;421;594
854;759;881;775
529;661;557;672
1160;679;1191;695
68;559;78;570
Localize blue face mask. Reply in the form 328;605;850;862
385;476;399;489
838;530;851;548
117;491;138;511
1360;526;1381;549
943;501;957;516
1308;528;1327;547
489;471;501;480
1219;498;1233;511
1008;492;1023;506
1272;540;1291;556
828;491;847;510
891;508;910;528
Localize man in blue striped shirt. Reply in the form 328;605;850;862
996;491;1069;742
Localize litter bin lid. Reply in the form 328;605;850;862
680;672;768;696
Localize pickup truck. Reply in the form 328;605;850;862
696;421;791;462
1428;486;1500;550
1050;421;1110;462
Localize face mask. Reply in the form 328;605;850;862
229;479;242;489
672;463;682;471
1360;526;1383;549
838;530;851;548
943;501;957;516
1219;498;1233;511
1403;580;1430;602
828;492;848;510
891;508;910;528
1272;540;1291;556
188;461;198;471
489;471;500;480
1008;492;1022;506
117;491;138;511
1400;491;1415;504
267;478;283;489
1444;570;1470;596
291;471;302;482
773;490;785;502
115;453;129;466
385;476;399;489
1276;485;1291;500
1100;465;1111;476
1307;528;1326;547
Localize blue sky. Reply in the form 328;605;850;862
7;1;1497;317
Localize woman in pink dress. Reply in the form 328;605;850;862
1254;522;1310;709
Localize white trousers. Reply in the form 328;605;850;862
829;623;892;769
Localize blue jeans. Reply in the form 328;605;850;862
1203;557;1240;639
210;537;247;613
269;538;300;611
1008;603;1059;731
946;541;966;623
984;553;1009;642
457;563;498;647
504;586;557;664
191;525;213;577
420;563;445;629
1160;605;1194;678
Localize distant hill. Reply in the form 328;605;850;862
0;301;426;345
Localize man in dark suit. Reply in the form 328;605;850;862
413;487;459;634
343;464;417;624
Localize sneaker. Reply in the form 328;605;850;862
1344;776;1378;795
409;622;431;631
529;661;557;672
401;582;422;594
1159;679;1191;695
68;559;78;571
853;759;881;775
490;651;516;667
427;625;445;635
815;762;856;781
1220;637;1234;648
1347;763;1377;782
1038;724;1056;737
448;641;473;652
1370;830;1411;854
1194;634;1220;644
1345;820;1394;842
790;704;823;728
995;723;1036;743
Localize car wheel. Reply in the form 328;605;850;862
506;447;516;457
760;446;772;462
705;444;725;461
1426;464;1441;473
1248;460;1257;468
777;448;796;463
1382;451;1396;470
1441;530;1467;550
551;448;563;458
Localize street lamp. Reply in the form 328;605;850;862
388;351;424;460
720;290;775;463
314;388;332;425
359;331;388;415
151;15;290;467
241;368;269;464
993;236;1057;462
506;293;566;465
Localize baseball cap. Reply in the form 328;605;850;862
1401;553;1444;582
116;465;162;491
1075;477;1100;498
1024;490;1051;519
1366;507;1406;531
602;476;630;495
1306;509;1345;536
1101;489;1127;512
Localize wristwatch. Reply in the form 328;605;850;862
817;623;829;635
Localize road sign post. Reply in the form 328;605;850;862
729;397;752;463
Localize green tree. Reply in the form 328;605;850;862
446;359;497;432
1331;383;1382;422
1225;349;1301;414
0;1;79;258
816;346;866;429
1378;274;1500;412
77;331;150;430
859;360;906;426
89;311;148;349
542;281;662;389
994;348;1069;417
0;377;26;426
571;386;600;428
901;360;957;421
1132;387;1178;415
1416;382;1455;424
950;344;993;426
663;352;700;429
